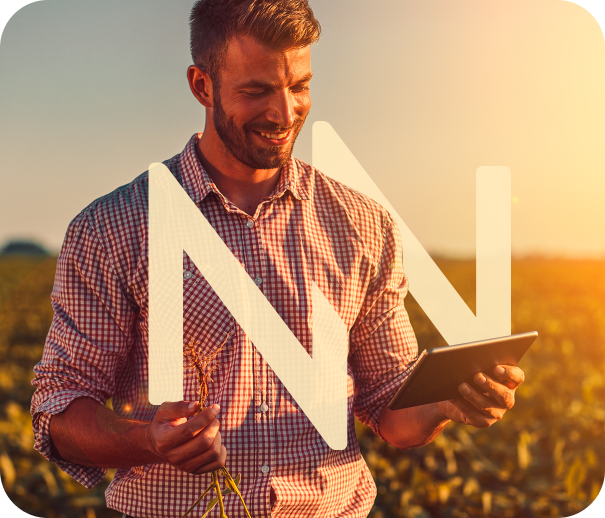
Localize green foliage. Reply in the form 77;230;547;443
0;257;603;517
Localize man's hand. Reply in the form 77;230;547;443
379;364;525;449
437;364;525;428
148;401;227;475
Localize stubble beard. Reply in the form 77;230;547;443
212;87;305;170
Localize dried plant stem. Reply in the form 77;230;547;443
182;332;252;518
220;467;252;517
212;471;227;517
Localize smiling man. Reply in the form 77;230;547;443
30;1;524;517
187;29;312;216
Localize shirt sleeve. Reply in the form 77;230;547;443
30;209;136;488
349;216;418;441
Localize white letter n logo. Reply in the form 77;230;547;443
148;163;349;450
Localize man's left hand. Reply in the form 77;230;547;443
437;365;525;428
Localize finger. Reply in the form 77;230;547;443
169;419;221;467
156;400;199;423
168;411;221;451
177;432;225;474
441;400;472;425
472;373;516;410
449;397;501;428
457;383;507;421
167;405;221;444
493;365;525;389
191;444;227;475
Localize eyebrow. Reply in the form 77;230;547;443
237;73;313;89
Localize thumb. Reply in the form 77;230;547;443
157;400;199;421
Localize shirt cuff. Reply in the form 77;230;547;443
32;391;108;489
357;367;411;443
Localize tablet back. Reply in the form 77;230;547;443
388;331;538;410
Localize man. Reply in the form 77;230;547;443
31;1;525;517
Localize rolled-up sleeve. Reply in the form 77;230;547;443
349;217;418;440
31;209;135;488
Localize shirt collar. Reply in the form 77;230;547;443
178;133;310;205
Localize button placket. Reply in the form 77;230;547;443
240;212;272;479
241;215;262;285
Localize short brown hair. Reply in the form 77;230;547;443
190;0;321;84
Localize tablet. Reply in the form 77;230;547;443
387;331;538;410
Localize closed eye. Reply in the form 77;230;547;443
243;90;267;98
290;84;310;93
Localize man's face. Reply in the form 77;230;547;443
211;34;312;170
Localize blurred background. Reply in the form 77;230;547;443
1;0;605;516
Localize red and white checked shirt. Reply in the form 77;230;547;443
31;134;418;518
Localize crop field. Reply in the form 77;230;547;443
0;255;604;517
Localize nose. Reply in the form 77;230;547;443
266;90;295;129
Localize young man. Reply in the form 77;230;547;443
31;1;524;517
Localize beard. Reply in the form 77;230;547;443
212;89;305;170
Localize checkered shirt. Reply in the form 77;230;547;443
31;134;418;518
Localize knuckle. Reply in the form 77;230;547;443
486;409;499;419
207;449;220;463
504;392;515;409
198;435;213;450
200;414;216;429
182;427;196;441
171;451;187;466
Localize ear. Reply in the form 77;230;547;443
187;65;214;108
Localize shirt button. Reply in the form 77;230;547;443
261;465;270;474
258;402;268;413
183;271;193;280
246;220;255;228
254;277;263;286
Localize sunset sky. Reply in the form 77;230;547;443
1;0;605;258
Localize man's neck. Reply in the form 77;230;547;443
196;132;282;217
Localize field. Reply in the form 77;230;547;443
0;255;604;517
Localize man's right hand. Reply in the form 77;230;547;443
147;401;227;475
48;396;226;473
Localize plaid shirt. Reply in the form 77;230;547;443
31;134;418;518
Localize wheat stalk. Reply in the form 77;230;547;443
182;333;252;518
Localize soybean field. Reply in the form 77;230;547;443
0;256;603;517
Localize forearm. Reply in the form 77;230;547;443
49;397;161;468
379;402;450;449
